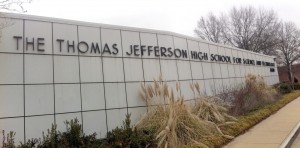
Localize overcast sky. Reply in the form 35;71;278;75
20;0;300;37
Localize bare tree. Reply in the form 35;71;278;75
194;13;225;43
276;22;300;84
0;0;32;39
194;6;280;54
0;0;32;12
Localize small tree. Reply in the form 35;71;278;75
276;22;300;85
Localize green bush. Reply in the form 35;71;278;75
101;114;156;148
293;83;300;90
2;115;155;148
2;119;102;148
56;118;94;147
38;118;101;148
2;131;17;148
37;124;57;148
274;83;292;94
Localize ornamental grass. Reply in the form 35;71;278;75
135;77;235;148
230;73;280;115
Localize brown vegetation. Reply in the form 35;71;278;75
136;78;235;147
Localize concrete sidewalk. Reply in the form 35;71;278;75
224;97;300;148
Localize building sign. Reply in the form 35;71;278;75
13;36;275;67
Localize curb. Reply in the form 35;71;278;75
279;121;300;148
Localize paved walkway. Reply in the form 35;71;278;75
224;97;300;148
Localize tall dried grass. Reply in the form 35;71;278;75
190;83;237;139
135;78;235;147
230;73;280;115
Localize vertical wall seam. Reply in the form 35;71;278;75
155;34;163;79
171;36;180;83
224;48;231;89
138;33;146;84
238;51;244;85
51;22;56;126
51;22;58;148
185;38;196;103
208;44;217;95
230;49;238;87
138;32;147;112
216;46;225;93
171;36;181;102
22;19;26;143
155;34;165;104
197;42;207;95
99;28;109;134
119;30;129;115
76;25;84;133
